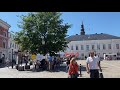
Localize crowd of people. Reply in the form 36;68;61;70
27;53;63;72
1;51;103;78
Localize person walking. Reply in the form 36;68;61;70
68;57;79;78
66;56;70;73
86;51;102;78
31;53;37;70
2;54;5;64
48;55;53;72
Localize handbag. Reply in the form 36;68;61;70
99;72;104;78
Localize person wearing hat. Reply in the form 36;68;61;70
68;57;79;78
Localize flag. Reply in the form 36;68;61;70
75;52;79;57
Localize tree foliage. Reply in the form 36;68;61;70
15;12;71;55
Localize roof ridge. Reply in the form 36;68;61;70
66;33;120;41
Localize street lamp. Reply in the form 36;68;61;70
12;49;13;69
42;36;45;55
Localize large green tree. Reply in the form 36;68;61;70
15;12;71;55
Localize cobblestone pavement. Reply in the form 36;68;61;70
0;60;120;78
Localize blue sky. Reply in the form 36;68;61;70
0;12;120;37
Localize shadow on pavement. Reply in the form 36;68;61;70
80;65;87;71
101;67;108;68
14;63;87;73
53;66;66;72
0;64;6;68
53;65;87;72
30;65;87;73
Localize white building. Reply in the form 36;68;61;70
8;32;20;62
65;23;120;59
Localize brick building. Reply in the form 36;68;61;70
0;19;11;60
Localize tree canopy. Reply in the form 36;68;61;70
15;12;71;55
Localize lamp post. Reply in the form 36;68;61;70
42;36;45;55
12;49;13;69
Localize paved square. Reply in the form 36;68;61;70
0;60;120;78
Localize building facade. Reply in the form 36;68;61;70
0;19;10;60
66;39;120;59
66;23;120;59
8;32;20;62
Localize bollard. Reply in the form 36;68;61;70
79;64;82;77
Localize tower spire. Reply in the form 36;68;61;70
82;21;83;26
80;21;85;35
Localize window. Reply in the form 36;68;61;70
10;43;12;48
103;44;106;50
0;52;2;58
108;44;111;49
86;45;89;50
3;42;5;48
0;30;2;35
81;45;84;50
92;45;95;50
12;43;14;48
71;46;73;50
117;52;120;55
97;44;100;50
0;39;1;47
76;45;78;50
2;32;6;37
6;44;7;49
116;44;119;49
4;32;6;37
15;44;16;49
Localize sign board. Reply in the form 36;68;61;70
31;54;36;60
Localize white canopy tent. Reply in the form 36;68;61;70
104;53;117;60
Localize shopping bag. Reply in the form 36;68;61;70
99;72;104;78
